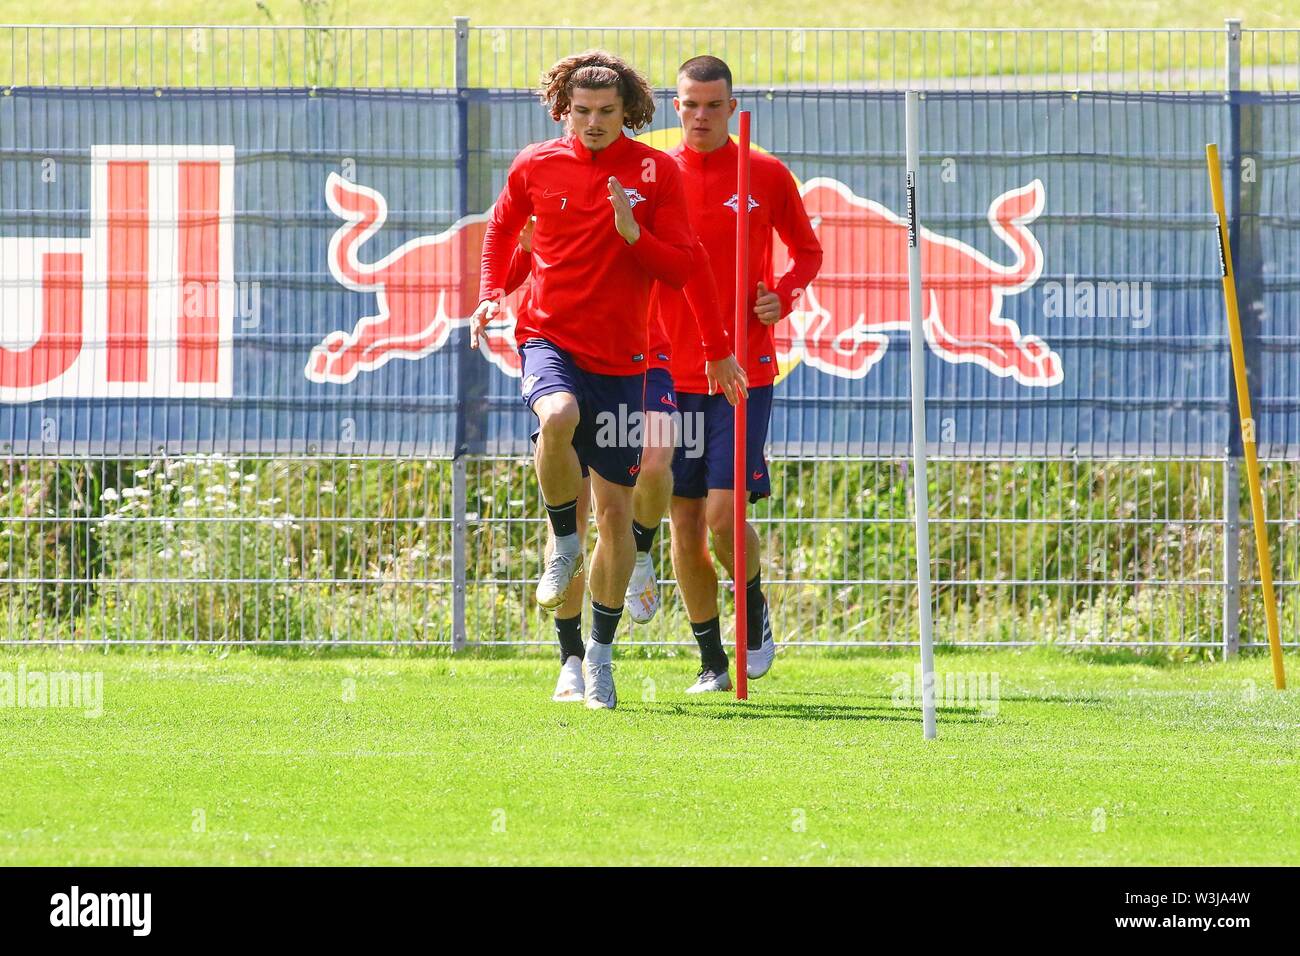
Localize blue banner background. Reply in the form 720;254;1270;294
0;88;1295;457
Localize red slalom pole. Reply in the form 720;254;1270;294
733;110;751;701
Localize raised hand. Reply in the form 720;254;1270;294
607;177;641;245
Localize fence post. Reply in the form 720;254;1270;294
451;15;471;652
1221;17;1243;660
453;457;468;651
454;16;469;88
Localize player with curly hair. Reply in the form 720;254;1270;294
471;50;719;709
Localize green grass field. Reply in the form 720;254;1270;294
2;648;1295;865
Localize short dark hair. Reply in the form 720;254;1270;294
677;55;733;93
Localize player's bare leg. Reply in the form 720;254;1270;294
549;479;591;702
670;495;732;693
670;497;719;619
589;476;636;608
706;488;774;679
583;473;636;709
532;391;585;609
625;410;675;623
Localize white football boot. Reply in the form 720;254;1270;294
624;552;660;624
746;601;776;680
685;665;732;694
536;545;583;610
551;655;585;703
583;641;617;710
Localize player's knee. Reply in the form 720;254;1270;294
535;393;579;440
595;495;633;537
639;441;674;482
670;514;707;560
642;412;676;456
705;498;734;539
671;495;704;530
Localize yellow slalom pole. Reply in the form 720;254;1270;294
1205;143;1286;690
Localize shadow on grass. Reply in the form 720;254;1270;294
1062;647;1181;667
762;685;1114;712
633;697;991;724
771;689;895;702
766;689;994;713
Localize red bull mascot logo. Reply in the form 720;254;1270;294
775;177;1060;387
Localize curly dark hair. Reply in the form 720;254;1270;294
538;49;656;131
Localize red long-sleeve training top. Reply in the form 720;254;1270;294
479;132;697;376
647;242;730;373
505;237;731;374
652;138;823;393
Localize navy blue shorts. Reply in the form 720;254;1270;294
640;367;679;457
520;338;647;488
671;385;773;502
643;367;677;415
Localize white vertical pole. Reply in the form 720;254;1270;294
905;91;937;741
1222;17;1243;661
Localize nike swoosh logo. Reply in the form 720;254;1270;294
752;471;764;480
542;187;567;198
659;395;677;409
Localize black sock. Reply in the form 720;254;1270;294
590;600;622;645
545;499;578;538
691;617;728;672
631;520;657;554
556;615;583;661
746;571;766;651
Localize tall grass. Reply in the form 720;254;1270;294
3;453;1296;658
2;19;1296;91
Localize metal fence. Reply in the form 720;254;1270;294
2;22;1299;91
1;20;1298;654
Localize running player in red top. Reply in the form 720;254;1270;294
504;215;747;703
655;55;823;693
470;51;697;709
619;248;745;628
